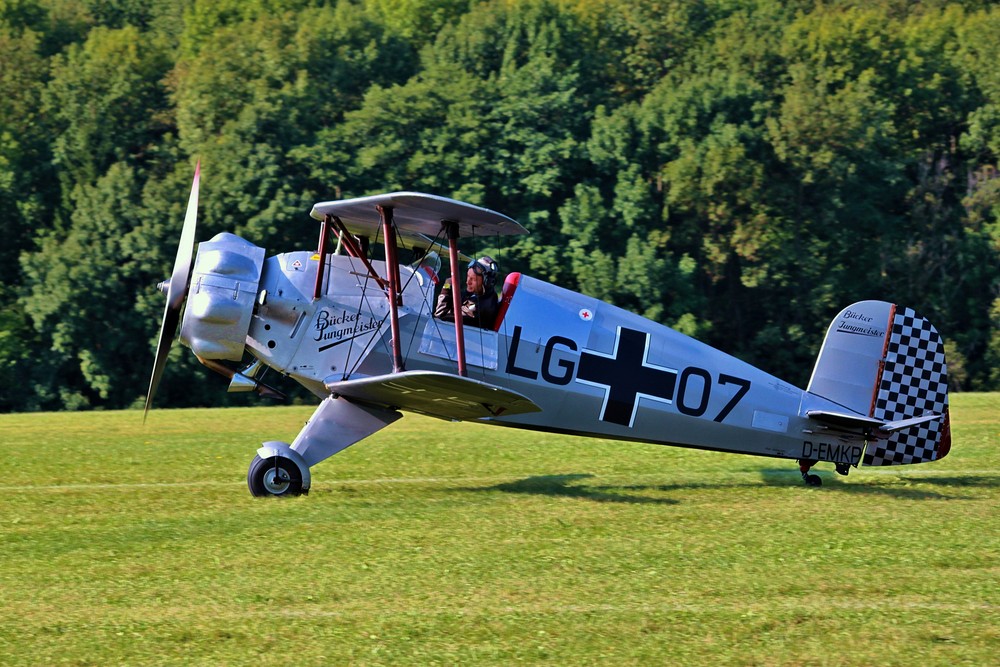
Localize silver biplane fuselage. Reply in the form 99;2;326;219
252;250;821;458
147;183;951;496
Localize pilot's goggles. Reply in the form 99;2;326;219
468;258;496;275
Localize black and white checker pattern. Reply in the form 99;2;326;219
864;307;949;466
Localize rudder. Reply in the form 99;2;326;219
865;305;951;466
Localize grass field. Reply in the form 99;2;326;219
1;394;997;666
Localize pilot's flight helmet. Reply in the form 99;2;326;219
469;255;498;291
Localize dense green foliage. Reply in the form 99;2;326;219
0;0;997;411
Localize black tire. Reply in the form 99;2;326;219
804;473;822;487
248;455;304;497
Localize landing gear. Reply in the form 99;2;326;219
248;455;304;497
798;458;822;487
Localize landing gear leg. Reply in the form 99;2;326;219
798;458;822;487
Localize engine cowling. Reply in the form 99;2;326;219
180;232;265;360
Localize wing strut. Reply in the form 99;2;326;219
378;205;406;373
313;214;331;300
444;220;468;377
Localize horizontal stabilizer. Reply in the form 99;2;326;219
806;409;942;433
882;413;943;432
806;410;884;430
326;371;542;421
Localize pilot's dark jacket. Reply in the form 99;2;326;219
434;282;499;330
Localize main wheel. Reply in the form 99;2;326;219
248;455;304;497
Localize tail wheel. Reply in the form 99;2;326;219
802;473;822;487
248;455;304;497
798;458;823;487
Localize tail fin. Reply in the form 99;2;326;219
808;301;951;466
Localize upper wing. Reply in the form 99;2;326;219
311;192;529;242
325;370;541;421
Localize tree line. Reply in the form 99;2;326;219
0;0;997;412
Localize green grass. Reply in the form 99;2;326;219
1;394;997;666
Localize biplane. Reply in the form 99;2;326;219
146;166;952;496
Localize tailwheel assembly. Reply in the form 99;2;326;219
798;458;822;487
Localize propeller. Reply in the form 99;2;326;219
144;162;200;422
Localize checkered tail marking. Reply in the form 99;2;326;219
864;307;951;466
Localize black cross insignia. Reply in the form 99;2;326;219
575;327;678;427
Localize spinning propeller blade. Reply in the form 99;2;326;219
144;162;200;421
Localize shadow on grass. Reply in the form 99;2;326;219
458;469;993;504
889;475;998;489
465;474;681;505
758;469;987;500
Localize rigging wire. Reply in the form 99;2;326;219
400;227;449;364
333;214;514;383
337;226;388;381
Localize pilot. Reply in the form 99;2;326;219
434;256;499;329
